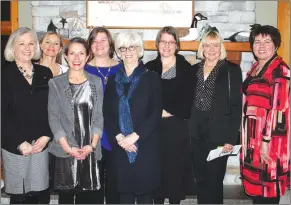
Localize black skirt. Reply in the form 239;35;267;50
154;116;196;200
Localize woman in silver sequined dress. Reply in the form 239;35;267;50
48;37;104;204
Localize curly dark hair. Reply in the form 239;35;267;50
249;24;281;51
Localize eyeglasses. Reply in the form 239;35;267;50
159;40;177;46
119;46;138;52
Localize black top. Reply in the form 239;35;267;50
103;64;162;194
189;60;243;145
145;54;194;119
1;62;53;154
195;60;224;111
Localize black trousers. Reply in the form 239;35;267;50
9;189;50;204
120;192;153;204
58;190;100;204
191;115;229;204
252;196;280;204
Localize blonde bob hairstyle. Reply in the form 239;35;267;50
114;32;144;59
197;30;227;60
4;27;41;62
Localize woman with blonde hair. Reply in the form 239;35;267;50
39;31;68;76
188;29;243;204
2;27;53;204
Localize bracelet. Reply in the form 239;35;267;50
262;138;271;143
90;144;96;151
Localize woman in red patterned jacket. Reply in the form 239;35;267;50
240;24;290;204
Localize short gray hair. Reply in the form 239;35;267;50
114;32;144;58
4;27;41;62
197;30;227;60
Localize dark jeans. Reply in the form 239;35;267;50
58;190;100;204
120;192;153;204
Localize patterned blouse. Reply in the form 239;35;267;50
195;60;224;111
161;63;176;79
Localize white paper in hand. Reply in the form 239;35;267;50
206;145;242;161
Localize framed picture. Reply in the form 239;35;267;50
86;1;194;29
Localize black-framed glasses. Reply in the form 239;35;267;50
159;40;177;46
119;46;138;52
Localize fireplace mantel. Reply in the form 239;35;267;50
63;39;251;64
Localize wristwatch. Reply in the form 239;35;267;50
90;144;96;151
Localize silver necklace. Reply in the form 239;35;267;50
96;65;111;85
16;62;34;79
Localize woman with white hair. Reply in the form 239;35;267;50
103;31;163;204
188;29;243;204
1;27;53;204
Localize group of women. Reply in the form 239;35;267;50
1;23;289;204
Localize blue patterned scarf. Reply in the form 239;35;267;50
115;61;146;163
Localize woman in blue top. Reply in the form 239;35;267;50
85;27;122;204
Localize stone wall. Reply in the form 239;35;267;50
31;1;257;186
31;1;255;78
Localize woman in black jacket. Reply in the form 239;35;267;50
2;27;53;204
146;26;195;204
188;30;242;204
103;31;162;204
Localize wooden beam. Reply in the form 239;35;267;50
10;1;19;32
63;39;251;52
277;0;290;66
1;21;12;35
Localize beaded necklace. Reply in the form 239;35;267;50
16;62;34;79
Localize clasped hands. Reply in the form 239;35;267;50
18;136;50;155
66;145;94;160
116;132;139;153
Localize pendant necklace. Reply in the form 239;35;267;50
96;64;112;85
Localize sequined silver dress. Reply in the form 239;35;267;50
53;80;100;191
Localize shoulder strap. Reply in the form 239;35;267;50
228;64;231;113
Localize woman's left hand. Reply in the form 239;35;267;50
222;143;233;153
32;136;50;154
118;133;139;149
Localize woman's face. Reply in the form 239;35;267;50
119;45;140;65
91;32;110;58
253;34;276;62
203;37;221;62
158;33;177;58
13;32;36;63
65;43;89;71
40;34;62;58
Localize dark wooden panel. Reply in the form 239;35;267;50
1;1;10;21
